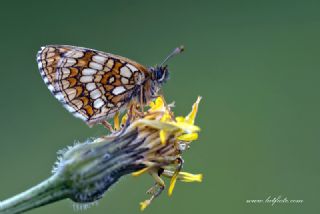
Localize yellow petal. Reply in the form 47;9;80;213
168;171;179;196
149;100;156;108
140;200;150;211
132;167;150;177
120;113;128;127
177;172;203;183
114;111;120;131
185;96;202;125
175;116;185;122
162;170;203;183
160;130;167;144
149;96;165;112
169;121;200;133
156;96;164;106
161;111;171;122
177;133;198;141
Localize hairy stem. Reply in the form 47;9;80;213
0;173;68;214
0;129;145;214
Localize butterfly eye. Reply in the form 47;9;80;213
156;68;164;80
154;66;169;83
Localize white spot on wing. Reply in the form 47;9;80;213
47;84;55;92
89;62;103;70
43;77;49;84
64;104;76;112
90;89;102;99
54;92;64;101
86;83;96;91
121;77;129;84
80;76;94;83
93;98;104;109
92;55;107;64
82;68;97;75
126;64;138;72
112;86;126;95
38;61;43;69
62;58;77;67
120;66;132;78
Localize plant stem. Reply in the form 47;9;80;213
0;130;145;214
0;173;69;214
0;129;146;214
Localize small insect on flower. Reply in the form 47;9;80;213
37;45;184;128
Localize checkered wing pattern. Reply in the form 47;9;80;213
37;45;149;125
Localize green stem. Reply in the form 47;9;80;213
0;173;69;214
0;129;146;214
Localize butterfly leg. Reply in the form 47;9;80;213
128;99;144;118
140;85;145;114
146;168;165;195
133;107;144;118
101;120;114;132
141;169;165;210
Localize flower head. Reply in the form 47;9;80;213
129;96;203;210
49;96;202;211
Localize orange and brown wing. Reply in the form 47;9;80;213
37;45;149;125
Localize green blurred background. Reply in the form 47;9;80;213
0;0;319;213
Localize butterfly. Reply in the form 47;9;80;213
37;45;183;127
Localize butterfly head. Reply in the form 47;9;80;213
150;46;184;84
151;65;170;84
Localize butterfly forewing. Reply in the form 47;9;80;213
37;45;149;125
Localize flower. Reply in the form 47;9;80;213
129;96;203;210
51;96;203;211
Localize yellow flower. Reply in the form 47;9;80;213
74;96;202;210
130;96;203;210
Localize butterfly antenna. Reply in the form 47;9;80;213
159;45;184;67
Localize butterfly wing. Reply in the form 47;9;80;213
37;45;149;125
